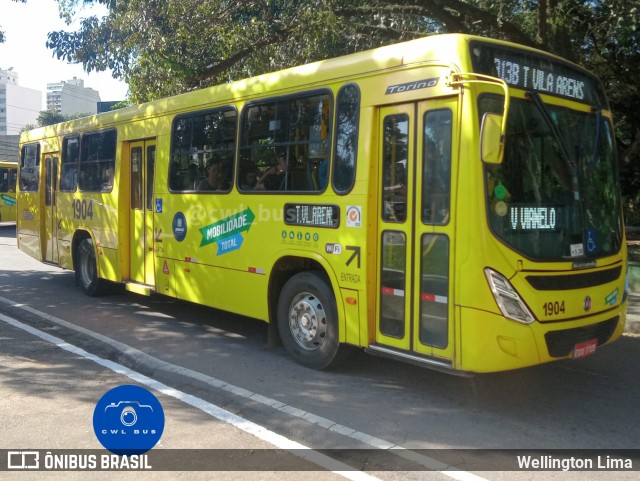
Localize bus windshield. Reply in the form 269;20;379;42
481;95;622;261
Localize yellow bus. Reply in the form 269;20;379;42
0;160;18;223
17;34;627;373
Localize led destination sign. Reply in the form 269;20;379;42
510;206;558;231
470;42;607;106
284;203;339;228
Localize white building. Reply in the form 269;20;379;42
47;77;101;116
0;68;41;135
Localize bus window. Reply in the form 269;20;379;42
0;168;10;192
382;114;408;222
146;145;156;210
333;84;360;193
422;109;452;225
169;108;236;193
79;130;116;193
60;136;80;192
239;91;332;193
19;143;40;192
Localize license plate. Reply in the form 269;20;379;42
573;339;597;359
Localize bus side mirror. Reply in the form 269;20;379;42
480;113;504;164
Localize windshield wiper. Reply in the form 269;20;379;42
527;91;579;199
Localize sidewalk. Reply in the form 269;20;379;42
625;293;640;335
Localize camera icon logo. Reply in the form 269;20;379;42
93;385;164;455
104;400;154;427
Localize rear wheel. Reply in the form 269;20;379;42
75;238;107;296
277;271;347;369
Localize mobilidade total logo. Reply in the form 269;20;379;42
93;385;164;455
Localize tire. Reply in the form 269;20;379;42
277;271;347;369
75;238;107;296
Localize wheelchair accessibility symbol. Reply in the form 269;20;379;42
586;229;597;254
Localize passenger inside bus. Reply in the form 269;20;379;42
255;154;287;190
197;157;227;191
240;171;258;190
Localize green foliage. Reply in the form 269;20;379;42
21;110;93;132
9;0;640;223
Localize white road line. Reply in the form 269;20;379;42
0;296;490;481
0;312;380;481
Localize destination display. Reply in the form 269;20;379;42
509;205;558;231
284;203;340;228
470;42;607;107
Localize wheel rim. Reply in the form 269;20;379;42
288;292;327;351
79;241;96;288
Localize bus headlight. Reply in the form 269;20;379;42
484;268;536;324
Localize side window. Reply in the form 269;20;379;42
19;143;40;192
238;92;332;193
79;130;116;193
0;168;9;192
333;84;360;193
60;136;80;192
422;109;452;225
169;108;236;193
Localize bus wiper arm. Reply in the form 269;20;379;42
527;91;575;172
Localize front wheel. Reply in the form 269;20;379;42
75;238;107;296
277;271;348;369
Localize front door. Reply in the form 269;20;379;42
43;153;60;264
375;100;457;366
129;140;156;285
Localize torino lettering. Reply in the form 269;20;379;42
510;206;557;230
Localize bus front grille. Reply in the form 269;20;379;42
526;266;622;291
544;317;619;358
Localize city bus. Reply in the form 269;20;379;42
16;34;627;374
0;160;18;223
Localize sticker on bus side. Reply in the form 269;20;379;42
346;206;361;227
172;212;187;242
198;207;255;256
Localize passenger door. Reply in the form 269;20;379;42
374;99;457;367
43;153;60;264
129;140;156;285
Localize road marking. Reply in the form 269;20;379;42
0;311;380;481
0;296;489;481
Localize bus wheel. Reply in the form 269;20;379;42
277;271;345;370
76;238;106;296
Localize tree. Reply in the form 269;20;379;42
21;110;93;132
8;1;640;221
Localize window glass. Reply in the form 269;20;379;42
60;136;79;192
146;145;156;210
380;231;406;338
131;147;142;210
239;92;331;192
169;108;236;192
481;95;622;260
332;84;360;193
381;114;408;222
19;143;40;192
0;167;16;193
419;234;449;348
422;109;452;224
79;130;116;192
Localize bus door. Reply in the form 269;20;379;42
376;100;456;367
43;153;60;264
129;140;156;286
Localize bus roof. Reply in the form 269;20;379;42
20;33;593;143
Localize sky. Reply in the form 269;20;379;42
0;0;129;107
